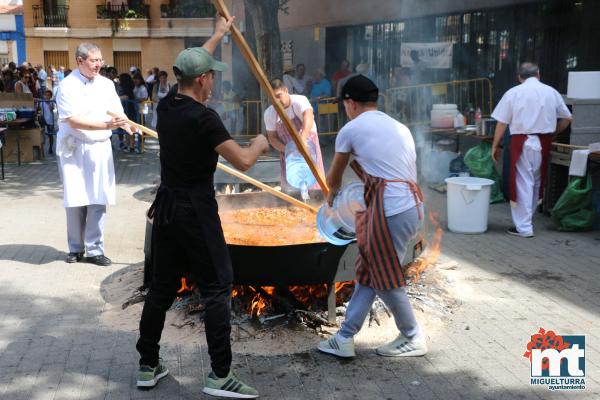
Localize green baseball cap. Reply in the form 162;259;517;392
173;47;228;79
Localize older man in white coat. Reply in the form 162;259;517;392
491;62;571;237
56;43;135;266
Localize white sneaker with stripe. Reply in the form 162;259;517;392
317;334;355;358
376;333;428;357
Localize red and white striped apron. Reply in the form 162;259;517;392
351;160;424;290
275;114;325;192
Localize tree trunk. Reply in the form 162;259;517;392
244;0;283;113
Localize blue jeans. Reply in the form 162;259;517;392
339;205;422;339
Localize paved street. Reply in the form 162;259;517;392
0;138;598;399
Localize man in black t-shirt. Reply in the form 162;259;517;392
135;14;268;399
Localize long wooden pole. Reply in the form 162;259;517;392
216;163;318;213
107;111;318;213
552;142;588;150
211;0;329;196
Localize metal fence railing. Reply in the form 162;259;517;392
385;78;494;126
32;5;69;28
148;79;491;138
96;4;150;19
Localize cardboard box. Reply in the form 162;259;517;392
2;129;43;163
0;93;42;163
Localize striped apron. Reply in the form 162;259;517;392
275;114;325;192
351;160;424;290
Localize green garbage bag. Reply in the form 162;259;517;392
463;142;504;203
551;174;594;232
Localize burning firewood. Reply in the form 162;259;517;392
294;310;336;329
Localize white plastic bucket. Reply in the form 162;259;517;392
445;177;494;234
316;182;365;245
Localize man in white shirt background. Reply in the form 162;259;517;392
35;64;48;97
292;63;312;96
56;43;136;266
491;62;572;238
263;78;325;194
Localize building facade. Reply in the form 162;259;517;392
0;0;25;65
22;0;239;81
278;0;600;99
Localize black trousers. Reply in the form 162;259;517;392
136;202;232;377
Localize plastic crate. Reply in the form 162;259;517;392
590;156;600;230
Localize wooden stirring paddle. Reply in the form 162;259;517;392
107;111;319;214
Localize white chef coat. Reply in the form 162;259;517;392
491;77;571;135
56;69;124;207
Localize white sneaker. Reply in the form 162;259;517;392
318;334;355;358
376;333;428;357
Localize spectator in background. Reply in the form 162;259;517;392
129;66;139;76
15;69;32;94
221;80;240;134
58;66;65;82
40;89;57;155
50;65;60;97
2;69;17;93
131;72;148;152
309;69;332;132
144;68;156;95
309;69;332;108
107;67;119;91
118;73;136;151
29;69;41;97
150;70;171;129
144;68;155;85
389;67;413;121
64;68;72;78
35;64;48;97
332;59;351;95
133;73;149;103
293;63;311;96
282;64;296;93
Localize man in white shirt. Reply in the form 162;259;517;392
292;63;312;96
491;62;572;237
282;64;296;93
317;75;427;359
35;64;48;97
263;78;325;195
56;43;136;265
